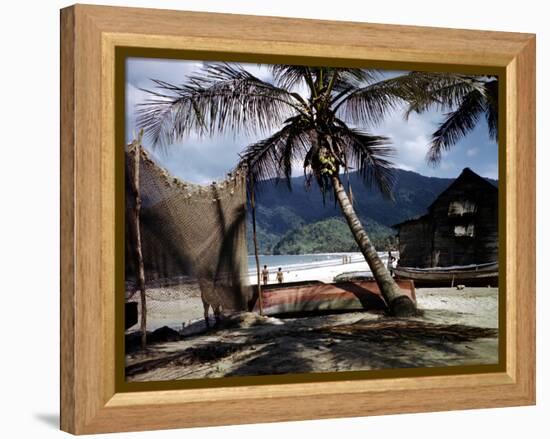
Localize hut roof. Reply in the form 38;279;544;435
391;168;498;230
425;167;497;211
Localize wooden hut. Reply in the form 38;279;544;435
392;168;498;268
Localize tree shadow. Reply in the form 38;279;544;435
226;340;315;376
317;318;498;369
126;309;499;379
335;281;388;309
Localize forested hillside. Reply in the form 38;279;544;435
246;168;495;254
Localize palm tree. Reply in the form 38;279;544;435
137;64;417;316
404;72;498;164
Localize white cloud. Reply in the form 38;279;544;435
375;107;438;170
394;163;416;172
403;134;430;158
125;58;497;182
126;58;202;89
482;164;499;180
440;161;455;171
125;59;270;183
125;83;150;142
142;130;263;185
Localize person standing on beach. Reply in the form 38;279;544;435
261;265;269;285
276;267;284;284
387;251;396;276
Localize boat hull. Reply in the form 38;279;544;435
250;279;416;317
394;263;498;287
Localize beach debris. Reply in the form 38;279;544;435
218;312;284;329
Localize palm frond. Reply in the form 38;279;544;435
331;69;381;92
238;119;310;188
332;122;396;198
427;89;485;164
269;65;312;90
484;79;499;140
334;74;418;126
404;72;488;118
136;63;302;147
269;65;379;94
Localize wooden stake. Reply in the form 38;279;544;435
129;131;147;348
249;177;263;315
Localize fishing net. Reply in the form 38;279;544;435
125;142;252;331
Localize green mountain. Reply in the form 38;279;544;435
246;168;495;255
272;217;396;255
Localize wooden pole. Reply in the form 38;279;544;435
129;132;147;348
249;176;263;315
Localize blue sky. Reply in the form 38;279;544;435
125;57;498;184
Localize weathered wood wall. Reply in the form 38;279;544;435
396;217;433;267
430;171;498;267
397;169;498;268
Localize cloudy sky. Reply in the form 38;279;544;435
126;57;498;185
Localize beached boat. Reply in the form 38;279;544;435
250;279;416;316
394;262;498;287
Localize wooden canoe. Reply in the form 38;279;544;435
250;279;416;317
394;262;498;287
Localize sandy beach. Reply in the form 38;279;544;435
125;253;499;382
127;254;382;331
248;257;373;285
125;286;499;382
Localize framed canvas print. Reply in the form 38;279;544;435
60;4;536;435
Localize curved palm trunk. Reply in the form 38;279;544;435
331;175;416;316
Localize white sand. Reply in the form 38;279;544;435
131;259;381;331
248;260;372;285
126;287;500;381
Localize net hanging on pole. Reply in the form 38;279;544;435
125;142;252;321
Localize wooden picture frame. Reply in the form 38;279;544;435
60;4;536;434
